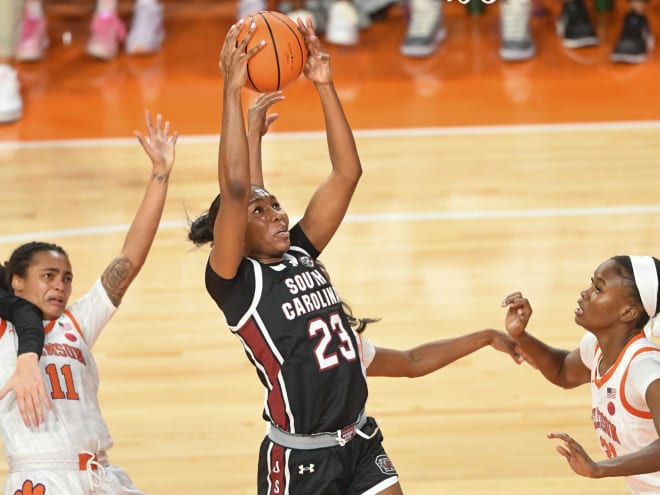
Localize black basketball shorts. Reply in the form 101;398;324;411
257;417;399;495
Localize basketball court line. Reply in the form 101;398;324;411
3;119;659;244
2;119;660;150
2;204;660;245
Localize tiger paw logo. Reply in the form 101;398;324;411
14;480;46;495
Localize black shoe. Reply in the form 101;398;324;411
611;11;655;63
556;0;598;48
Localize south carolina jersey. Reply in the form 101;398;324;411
579;332;660;495
0;279;117;457
205;224;368;435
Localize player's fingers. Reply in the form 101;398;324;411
38;381;52;411
28;391;42;426
555;446;570;459
16;396;31;428
0;382;9;400
501;292;523;306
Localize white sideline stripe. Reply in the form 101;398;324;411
1;204;659;244
2;119;660;149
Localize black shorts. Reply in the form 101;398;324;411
257;417;399;495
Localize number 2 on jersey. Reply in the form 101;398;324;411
44;363;80;400
308;311;357;371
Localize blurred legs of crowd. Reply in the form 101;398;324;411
400;0;653;62
0;0;165;125
0;0;655;125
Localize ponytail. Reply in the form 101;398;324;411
188;194;220;247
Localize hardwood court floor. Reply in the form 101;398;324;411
1;1;660;494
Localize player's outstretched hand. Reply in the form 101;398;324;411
296;17;331;85
488;329;525;364
135;110;178;180
548;432;602;478
220;18;264;90
248;91;285;138
0;353;51;428
501;291;532;339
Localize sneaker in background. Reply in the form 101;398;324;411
611;11;654;63
86;11;127;60
0;65;23;124
14;15;49;62
500;0;536;61
288;8;316;26
556;0;598;48
238;0;267;19
400;0;446;58
325;1;359;46
126;0;165;55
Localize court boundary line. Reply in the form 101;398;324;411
2;119;660;150
2;204;660;245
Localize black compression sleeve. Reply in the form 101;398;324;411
0;289;44;356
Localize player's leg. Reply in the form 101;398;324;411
125;0;165;55
86;0;126;60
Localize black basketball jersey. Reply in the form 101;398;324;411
205;224;368;435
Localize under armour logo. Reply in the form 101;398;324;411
298;464;315;474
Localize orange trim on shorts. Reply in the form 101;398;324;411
620;346;660;419
0;319;6;340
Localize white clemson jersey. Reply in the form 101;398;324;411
580;332;660;495
0;278;117;457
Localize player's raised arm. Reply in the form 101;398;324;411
208;20;265;279
100;110;177;306
247;91;285;189
295;17;362;253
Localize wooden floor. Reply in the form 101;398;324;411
2;0;660;493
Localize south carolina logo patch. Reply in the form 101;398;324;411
375;455;396;475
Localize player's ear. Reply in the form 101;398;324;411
620;304;642;323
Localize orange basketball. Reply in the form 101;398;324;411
237;11;307;93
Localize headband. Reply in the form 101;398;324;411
629;255;658;318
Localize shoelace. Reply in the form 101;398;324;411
81;451;107;492
501;0;531;42
408;0;441;38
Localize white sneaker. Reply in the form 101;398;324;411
288;8;316;26
325;0;359;46
126;0;165;55
0;65;23;124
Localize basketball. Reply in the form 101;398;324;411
237;11;307;93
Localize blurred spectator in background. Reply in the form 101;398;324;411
399;0;445;57
238;0;385;47
16;0;165;61
0;0;22;123
499;0;535;61
557;0;653;63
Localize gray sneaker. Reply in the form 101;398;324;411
499;0;536;61
400;0;446;58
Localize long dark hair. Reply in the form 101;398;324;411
0;241;69;293
610;255;660;329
